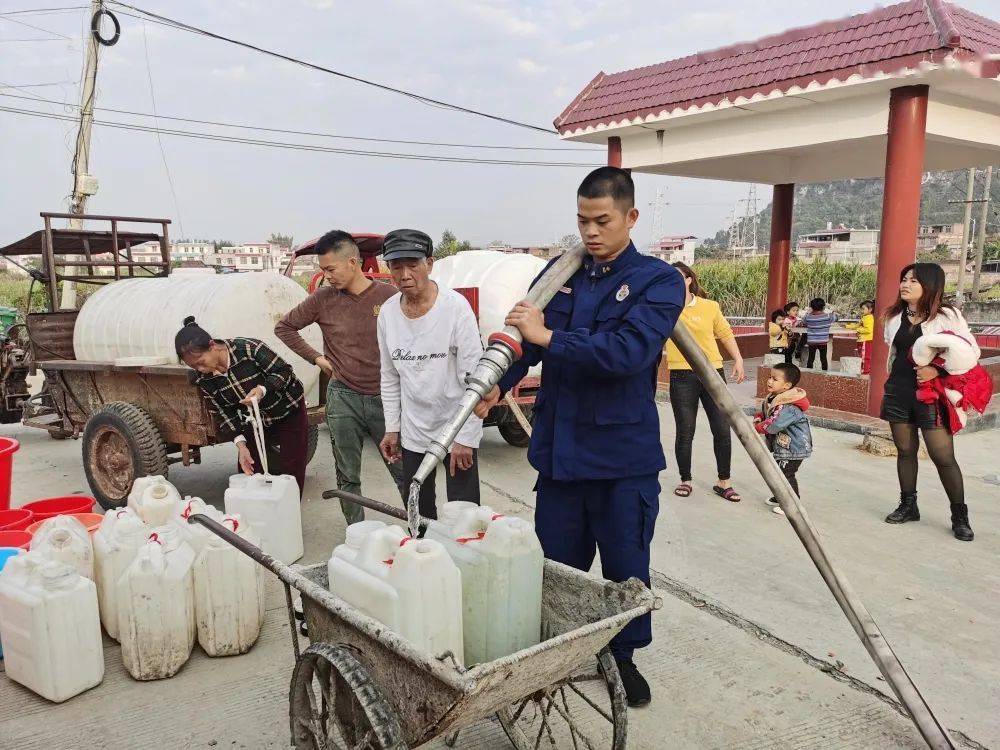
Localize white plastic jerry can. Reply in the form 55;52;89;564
193;515;265;657
329;524;407;629
426;505;543;665
117;525;196;680
128;476;182;526
176;496;230;556
0;554;104;702
93;508;148;640
330;524;464;663
30;514;95;581
224;473;303;564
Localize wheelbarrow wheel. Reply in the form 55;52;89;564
289;643;407;750
498;648;627;750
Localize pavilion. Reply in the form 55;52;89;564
555;0;1000;416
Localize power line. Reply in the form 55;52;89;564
0;12;74;39
0;6;88;16
0;104;597;167
0;80;76;88
0;91;598;152
106;1;557;135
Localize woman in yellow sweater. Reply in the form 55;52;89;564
665;262;747;502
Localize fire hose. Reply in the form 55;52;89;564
408;244;954;748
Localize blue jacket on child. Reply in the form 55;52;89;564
755;387;813;460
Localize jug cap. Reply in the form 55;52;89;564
150;483;170;500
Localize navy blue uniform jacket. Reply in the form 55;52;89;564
498;243;685;481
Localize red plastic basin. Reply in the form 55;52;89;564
0;508;33;532
21;495;96;521
0;436;19;511
0;530;32;550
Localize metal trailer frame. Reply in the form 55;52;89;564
0;212;321;509
189;491;658;750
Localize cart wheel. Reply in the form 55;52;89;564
305;424;319;465
498;421;531;448
498;649;627;750
83;402;168;510
289;643;407;750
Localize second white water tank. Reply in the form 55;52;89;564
431;250;545;348
72;273;323;406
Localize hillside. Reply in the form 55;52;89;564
699;170;1000;256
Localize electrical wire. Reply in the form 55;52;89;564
106;1;557;135
0;7;88;16
0;12;73;39
0;91;599;152
141;21;184;238
0;104;598;167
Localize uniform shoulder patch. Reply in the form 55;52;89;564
615;283;630;302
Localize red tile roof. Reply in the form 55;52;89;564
555;0;1000;134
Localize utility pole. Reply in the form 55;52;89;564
971;165;993;301
954;168;976;306
61;0;104;309
647;187;666;251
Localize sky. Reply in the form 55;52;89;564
1;0;996;249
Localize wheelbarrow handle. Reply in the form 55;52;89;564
186;512;276;570
322;488;429;532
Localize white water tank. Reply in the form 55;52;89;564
73;273;323;406
431;250;546;342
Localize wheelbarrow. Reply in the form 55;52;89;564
188;491;659;750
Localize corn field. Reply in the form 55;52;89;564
694;258;876;318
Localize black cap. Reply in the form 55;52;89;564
382;229;433;262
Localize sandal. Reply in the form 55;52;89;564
713;485;742;503
674;483;693;497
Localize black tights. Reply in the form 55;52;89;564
889;423;965;504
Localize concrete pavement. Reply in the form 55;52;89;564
1;405;997;749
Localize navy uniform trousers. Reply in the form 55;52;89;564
535;473;660;659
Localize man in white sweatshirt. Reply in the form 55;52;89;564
377;228;484;520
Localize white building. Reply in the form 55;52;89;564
171;241;213;264
795;226;879;264
645;235;697;265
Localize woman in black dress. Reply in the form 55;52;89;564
880;263;976;541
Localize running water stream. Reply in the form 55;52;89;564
406;481;422;538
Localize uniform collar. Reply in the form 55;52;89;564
584;242;638;278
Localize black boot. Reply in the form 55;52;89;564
950;504;974;542
885;492;919;524
615;658;651;707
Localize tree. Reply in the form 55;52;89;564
434;230;472;259
917;243;951;262
268;233;294;249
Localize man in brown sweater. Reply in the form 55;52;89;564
275;230;401;523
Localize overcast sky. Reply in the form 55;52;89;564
1;0;995;249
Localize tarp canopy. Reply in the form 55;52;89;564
0;229;162;257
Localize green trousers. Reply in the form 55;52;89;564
326;380;403;524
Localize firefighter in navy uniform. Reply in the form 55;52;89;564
476;167;685;707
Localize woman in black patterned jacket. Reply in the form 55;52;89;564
175;316;308;494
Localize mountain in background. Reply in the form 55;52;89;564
698;170;999;257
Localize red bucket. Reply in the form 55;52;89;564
0;530;32;550
0;437;19;511
0;508;33;532
21;495;96;521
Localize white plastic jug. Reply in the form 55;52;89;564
176;496;229;556
29;515;95;581
93;508;148;640
128;476;182;526
193;515;265;657
0;553;104;702
329;525;464;663
427;505;543;665
224;474;303;564
117;524;196;680
328;520;391;577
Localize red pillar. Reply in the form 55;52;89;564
867;85;928;417
607;136;622;167
766;183;794;330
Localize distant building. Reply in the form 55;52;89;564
646;236;697;265
796;226;879;264
917;222;964;254
528;246;561;260
171;241;213;264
